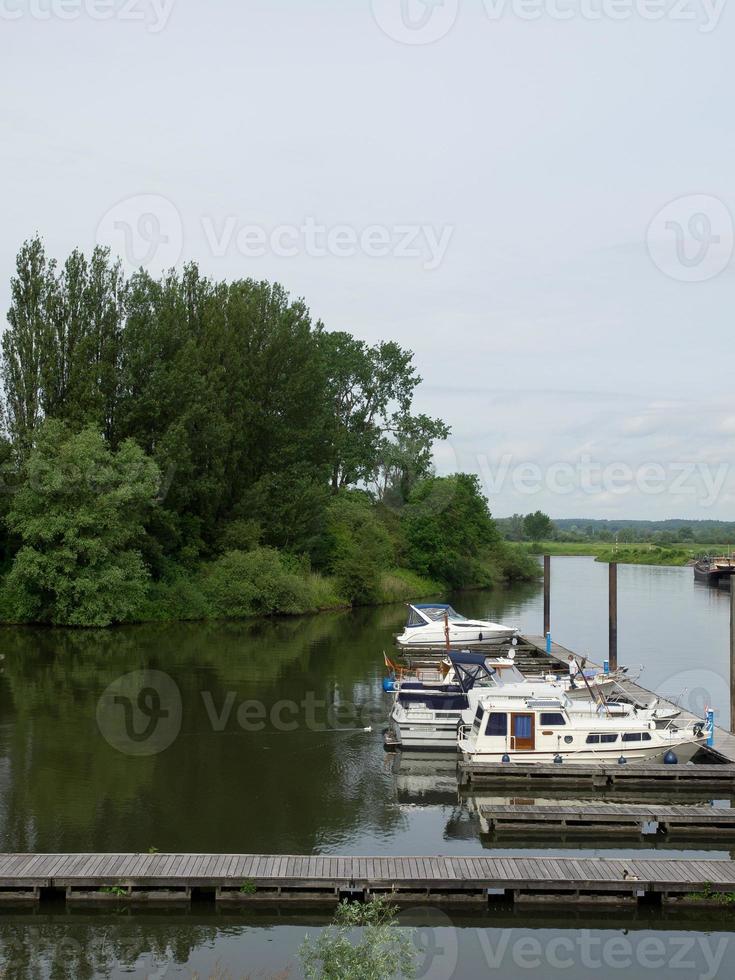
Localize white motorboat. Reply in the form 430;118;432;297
395;603;519;649
387;653;678;751
458;694;708;765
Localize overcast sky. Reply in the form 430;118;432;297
2;1;734;519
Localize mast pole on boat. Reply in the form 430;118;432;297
543;555;551;642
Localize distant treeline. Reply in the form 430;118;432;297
0;237;534;627
498;514;735;546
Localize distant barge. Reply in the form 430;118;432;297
693;555;735;586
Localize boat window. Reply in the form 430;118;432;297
406;608;427;627
586;733;618;744
622;732;647;742
471;706;484;734
487;713;507;736
540;712;565;726
513;715;532;738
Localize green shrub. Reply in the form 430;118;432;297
319;492;394;605
402;474;503;589
378;568;443;603
200;547;343;618
300;899;416;979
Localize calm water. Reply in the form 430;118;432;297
0;556;733;978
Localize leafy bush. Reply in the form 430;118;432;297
300;899;416;979
402;474;502;589
200;547;342;618
4;422;160;627
378;568;443;603
318;492;394;605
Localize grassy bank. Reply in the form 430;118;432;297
526;541;731;567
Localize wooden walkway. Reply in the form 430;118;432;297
480;802;735;836
459;761;735;788
1;853;735;907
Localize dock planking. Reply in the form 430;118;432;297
458;760;735;788
480;802;735;836
1;853;735;907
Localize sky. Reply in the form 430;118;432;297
1;0;734;520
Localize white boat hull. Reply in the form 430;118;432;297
459;738;705;765
396;626;518;648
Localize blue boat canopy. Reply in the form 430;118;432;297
447;652;496;691
448;652;489;666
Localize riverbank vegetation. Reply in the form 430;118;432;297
0;238;535;626
497;513;728;567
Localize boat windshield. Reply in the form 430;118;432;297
420;605;466;622
493;665;525;685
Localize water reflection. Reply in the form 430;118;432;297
0;558;731;856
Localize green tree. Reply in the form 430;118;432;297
523;511;553;541
318;492;394;604
370;413;450;506
4;422;160;626
503;513;525;541
2;236;54;448
402;474;501;588
300;900;416;980
320;332;443;493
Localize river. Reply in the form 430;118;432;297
0;557;733;978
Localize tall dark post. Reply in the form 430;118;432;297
609;562;618;671
730;582;735;734
543;555;551;638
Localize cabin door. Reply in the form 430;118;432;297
510;713;535;751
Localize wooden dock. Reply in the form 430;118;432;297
2;853;735;908
479;802;735;837
459;760;735;788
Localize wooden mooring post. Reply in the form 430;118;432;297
609;562;618;671
543;555;551;648
731;580;735;735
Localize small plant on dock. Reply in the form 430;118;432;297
687;882;735;904
239;879;257;895
101;886;127;897
299;898;416;979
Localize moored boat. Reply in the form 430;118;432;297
458;695;707;764
387;653;674;751
395;603;518;649
693;555;735;586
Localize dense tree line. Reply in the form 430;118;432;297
0;238;534;626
